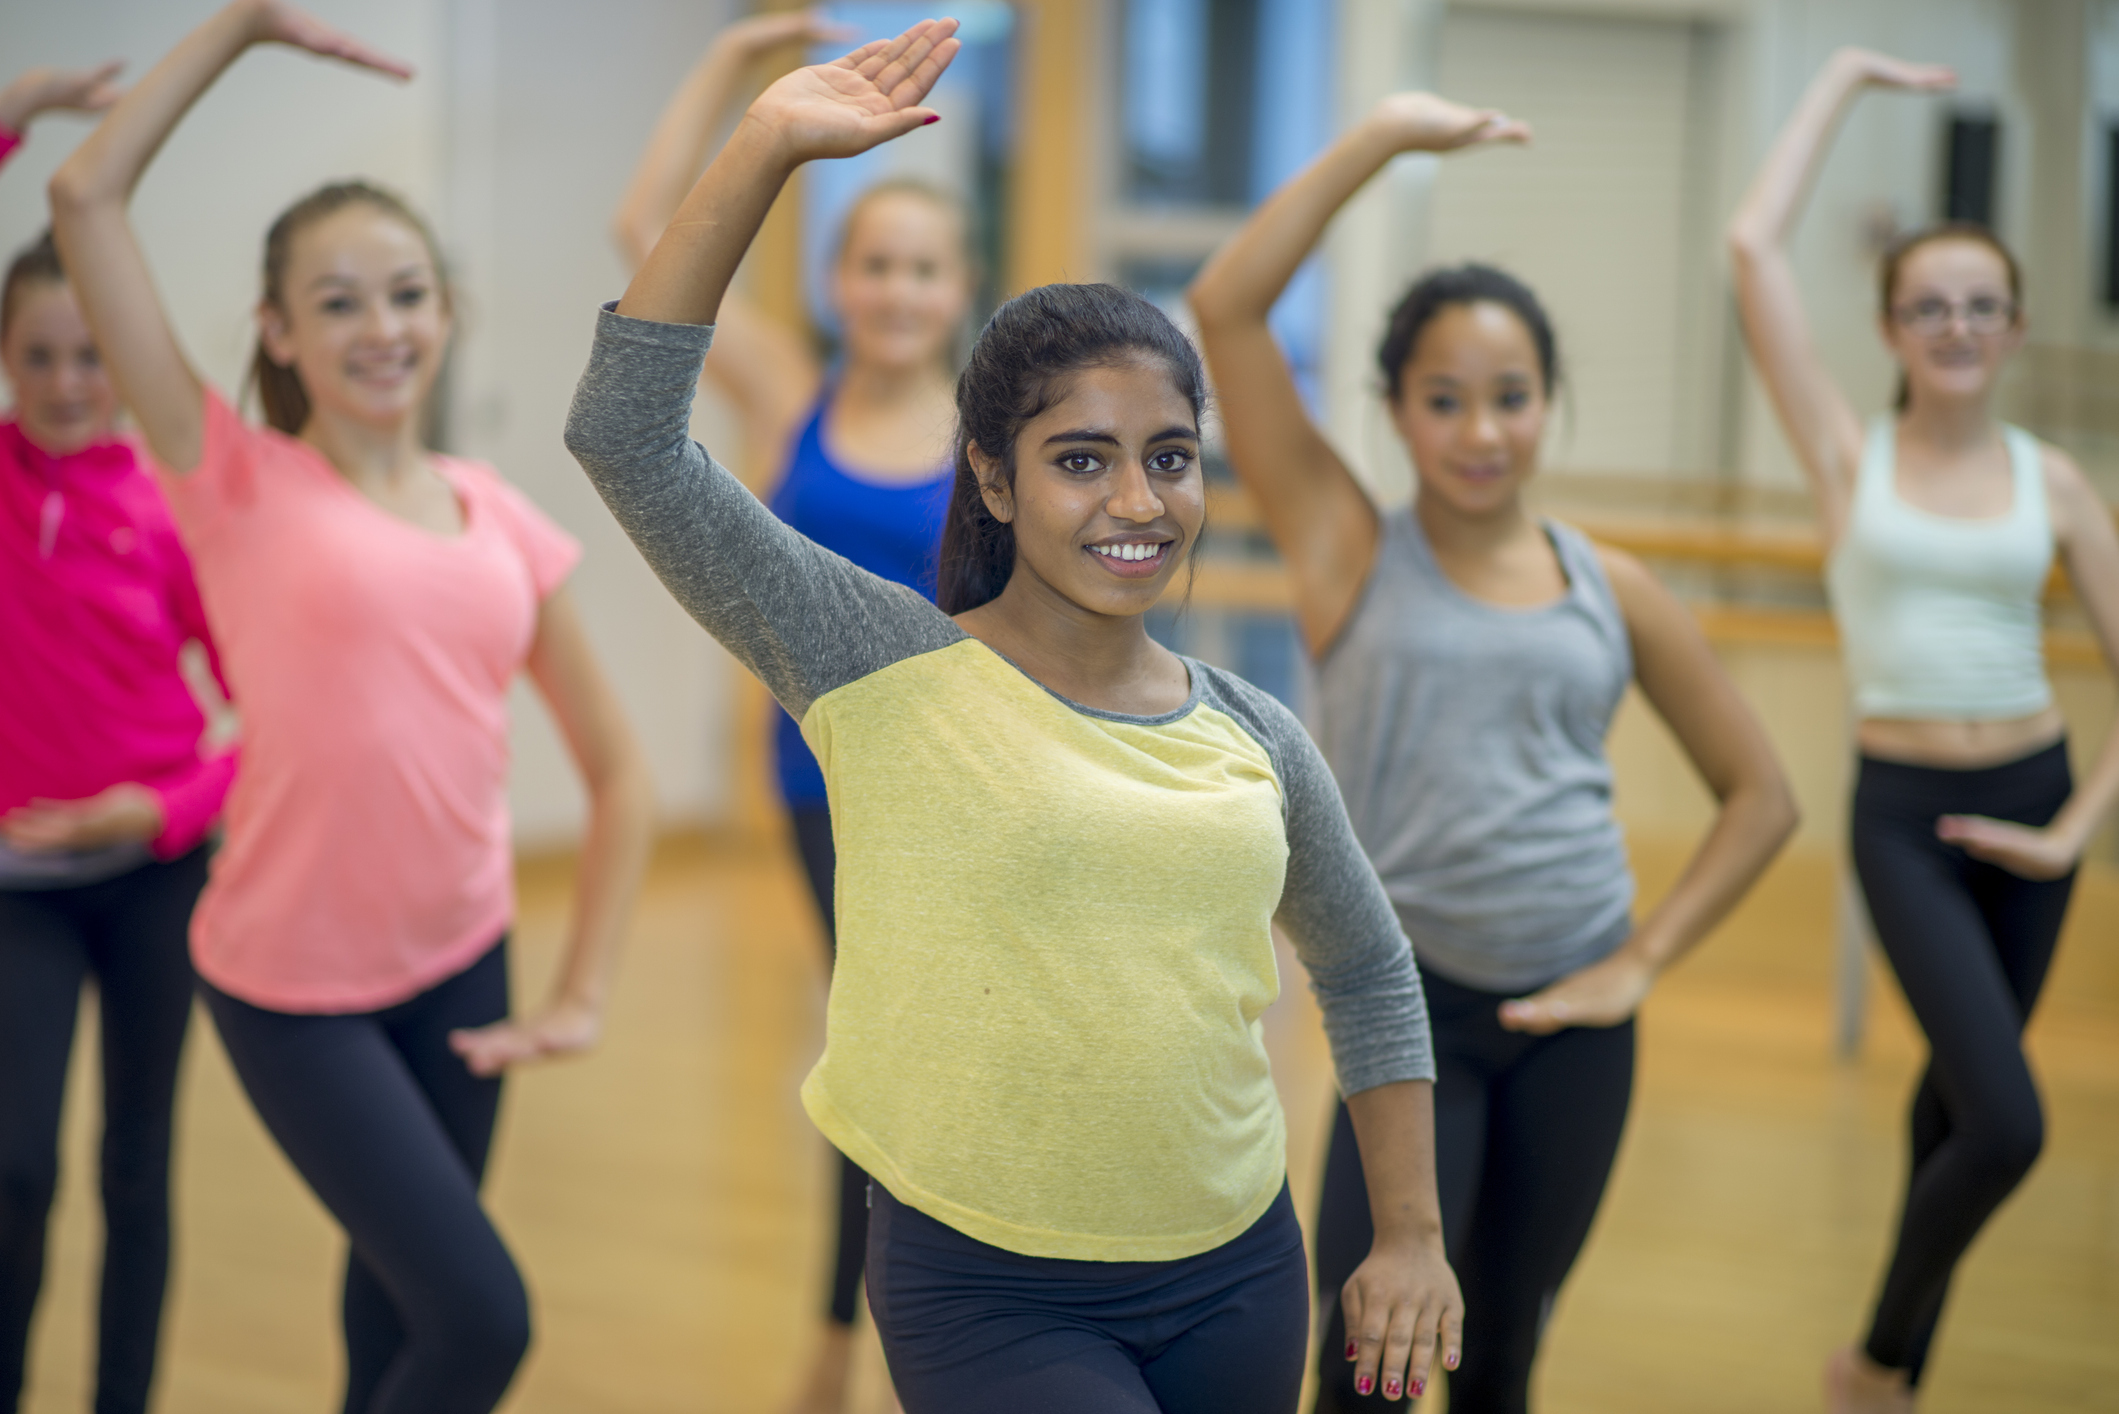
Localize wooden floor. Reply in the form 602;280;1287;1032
22;829;2119;1413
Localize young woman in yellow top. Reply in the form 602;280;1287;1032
568;22;1461;1412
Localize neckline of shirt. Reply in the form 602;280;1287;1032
972;637;1205;727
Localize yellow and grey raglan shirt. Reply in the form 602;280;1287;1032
566;305;1434;1263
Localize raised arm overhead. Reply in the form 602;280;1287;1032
46;0;410;473
1187;93;1525;652
1726;47;1954;544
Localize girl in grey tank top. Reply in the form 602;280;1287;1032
1318;509;1634;993
1191;91;1797;1413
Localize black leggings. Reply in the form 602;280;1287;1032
869;1180;1310;1413
1312;964;1634;1414
0;848;205;1414
1852;743;2073;1383
790;803;871;1329
202;939;528;1414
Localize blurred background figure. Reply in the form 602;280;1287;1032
1729;44;2119;1414
0;59;232;1414
611;10;975;1413
49;1;653;1407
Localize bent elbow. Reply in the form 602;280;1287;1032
46;163;97;219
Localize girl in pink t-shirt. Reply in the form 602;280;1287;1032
0;62;229;1414
51;5;657;1407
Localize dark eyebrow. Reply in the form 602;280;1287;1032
304;264;432;294
1042;429;1122;448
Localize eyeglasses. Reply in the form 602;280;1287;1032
1893;294;2018;337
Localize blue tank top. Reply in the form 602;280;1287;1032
766;396;952;804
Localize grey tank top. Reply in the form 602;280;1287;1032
1313;508;1635;992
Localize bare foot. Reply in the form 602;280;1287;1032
779;1322;856;1414
1825;1347;1913;1413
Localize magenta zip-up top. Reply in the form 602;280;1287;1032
0;417;233;857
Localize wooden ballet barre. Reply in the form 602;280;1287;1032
1201;485;2083;598
1162;558;2104;665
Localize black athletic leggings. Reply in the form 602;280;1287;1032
1312;962;1634;1414
790;803;871;1329
202;939;528;1414
1852;742;2073;1384
0;848;205;1414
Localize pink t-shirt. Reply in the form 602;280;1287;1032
1;420;232;858
157;390;579;1012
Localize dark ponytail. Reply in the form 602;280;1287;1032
938;283;1207;615
1376;262;1559;401
1;230;65;340
246;180;449;435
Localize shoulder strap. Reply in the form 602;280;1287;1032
1855;416;1895;498
1999;423;2048;524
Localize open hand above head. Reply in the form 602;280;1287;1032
714;8;857;64
245;0;415;80
741;17;961;166
0;61;127;128
1837;47;1956;93
1369;91;1531;156
1936;813;2079;881
1498;949;1655;1035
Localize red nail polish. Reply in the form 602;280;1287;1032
1384;1377;1402;1398
922;113;940;125
1445;1350;1460;1370
1411;1377;1426;1398
1356;1375;1373;1396
1345;1340;1359;1360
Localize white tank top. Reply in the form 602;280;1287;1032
1825;418;2053;721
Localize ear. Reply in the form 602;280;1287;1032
256;302;296;369
968;441;1014;524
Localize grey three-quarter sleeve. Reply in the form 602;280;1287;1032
1194;664;1435;1095
563;303;963;720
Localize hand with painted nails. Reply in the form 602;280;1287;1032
739;17;961;167
1342;1229;1463;1403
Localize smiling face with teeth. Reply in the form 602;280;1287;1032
256;203;452;437
969;356;1204;621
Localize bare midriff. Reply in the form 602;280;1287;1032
1857;705;2065;769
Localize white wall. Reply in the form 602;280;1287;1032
1322;0;2110;491
0;0;745;850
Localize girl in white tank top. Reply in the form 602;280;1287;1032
1733;45;2119;1414
1829;418;2053;724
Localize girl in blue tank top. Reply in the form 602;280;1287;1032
1191;92;1799;1412
615;16;970;1411
767;402;952;805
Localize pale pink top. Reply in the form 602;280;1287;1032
156;390;579;1012
0;420;232;858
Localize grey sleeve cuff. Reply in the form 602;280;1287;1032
564;303;962;719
